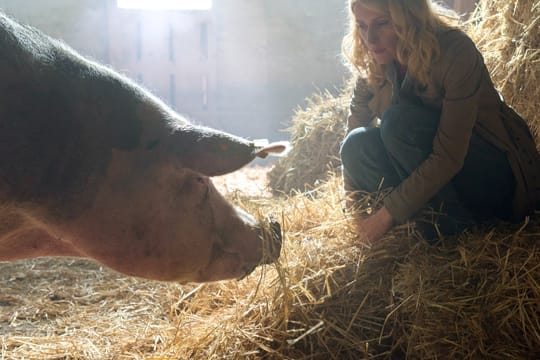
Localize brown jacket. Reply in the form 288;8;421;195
347;29;540;222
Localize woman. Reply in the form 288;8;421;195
339;0;540;242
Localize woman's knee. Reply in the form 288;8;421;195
340;127;378;167
340;127;364;157
379;105;403;148
380;103;440;152
340;126;400;192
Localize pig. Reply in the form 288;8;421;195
0;12;284;283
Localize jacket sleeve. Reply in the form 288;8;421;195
383;32;484;222
347;76;375;133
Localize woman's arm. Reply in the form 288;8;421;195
347;76;376;132
354;206;394;243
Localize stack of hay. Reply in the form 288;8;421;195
468;0;540;140
267;89;350;195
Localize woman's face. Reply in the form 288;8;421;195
352;2;398;65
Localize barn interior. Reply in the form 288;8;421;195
1;0;539;359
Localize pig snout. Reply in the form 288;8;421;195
238;219;282;280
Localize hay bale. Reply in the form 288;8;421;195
467;0;540;142
267;88;351;195
393;221;540;359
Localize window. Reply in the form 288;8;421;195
136;20;142;61
118;0;212;10
168;23;174;62
200;23;208;61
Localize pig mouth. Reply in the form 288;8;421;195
237;219;282;280
200;219;282;282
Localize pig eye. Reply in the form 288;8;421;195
174;172;209;202
194;176;209;197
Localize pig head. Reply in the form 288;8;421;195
0;12;283;282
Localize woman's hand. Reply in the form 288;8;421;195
354;206;394;243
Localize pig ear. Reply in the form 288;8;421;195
172;126;260;177
169;125;292;177
253;140;292;159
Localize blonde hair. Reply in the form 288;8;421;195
342;0;460;87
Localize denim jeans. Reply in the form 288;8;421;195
340;103;515;239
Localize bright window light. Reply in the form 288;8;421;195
117;0;212;10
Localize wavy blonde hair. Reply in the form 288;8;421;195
342;0;460;87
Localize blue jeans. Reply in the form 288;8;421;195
340;103;515;238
